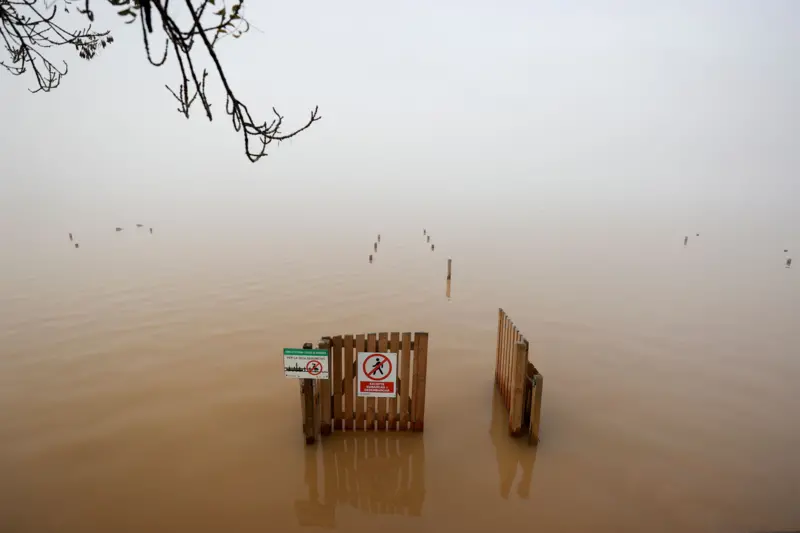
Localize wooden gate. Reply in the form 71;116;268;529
495;309;543;444
300;332;429;444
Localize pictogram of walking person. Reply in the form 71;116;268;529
371;357;385;376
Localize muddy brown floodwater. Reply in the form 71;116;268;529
1;211;798;533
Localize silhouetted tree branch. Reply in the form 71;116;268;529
0;0;320;162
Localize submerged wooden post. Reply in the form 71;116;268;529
447;257;452;280
509;341;527;436
301;342;317;444
530;373;543;445
427;235;430;243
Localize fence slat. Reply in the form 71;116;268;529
498;314;505;397
366;333;377;430
344;334;355;431
503;316;511;405
503;317;513;406
412;332;429;431
319;338;332;436
509;341;527;436
496;309;504;387
377;332;389;430
332;336;343;431
388;332;400;431
509;326;519;408
354;334;366;431
399;332;412;431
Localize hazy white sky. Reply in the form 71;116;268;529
1;0;798;240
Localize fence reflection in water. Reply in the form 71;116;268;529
489;388;537;499
295;433;426;527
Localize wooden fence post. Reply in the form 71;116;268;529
301;342;317;444
509;341;527;436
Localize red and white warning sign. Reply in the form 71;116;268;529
357;351;398;398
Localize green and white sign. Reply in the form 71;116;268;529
284;348;329;379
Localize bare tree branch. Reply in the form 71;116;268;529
0;0;320;162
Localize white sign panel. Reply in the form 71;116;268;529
357;351;397;398
284;348;329;379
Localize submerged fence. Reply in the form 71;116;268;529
495;308;543;444
300;332;429;443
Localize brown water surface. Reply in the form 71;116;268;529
1;206;798;533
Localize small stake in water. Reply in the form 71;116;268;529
431;244;435;251
374;242;378;252
69;233;73;241
74;243;79;249
684;236;688;246
447;257;452;280
423;229;426;236
149;228;153;234
787;258;793;268
427;236;431;243
696;233;700;237
377;234;381;243
369;254;373;263
116;227;123;232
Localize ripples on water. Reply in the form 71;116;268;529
1;218;799;533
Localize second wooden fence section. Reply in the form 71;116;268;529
495;309;543;444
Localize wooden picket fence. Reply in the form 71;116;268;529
495;308;543;444
300;332;429;444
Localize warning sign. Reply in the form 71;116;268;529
357;351;397;397
284;348;329;379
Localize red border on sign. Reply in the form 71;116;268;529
306;359;323;376
363;353;392;381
